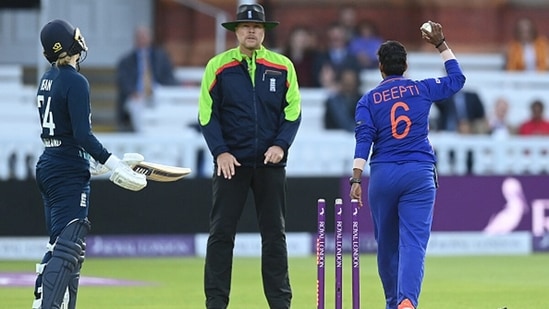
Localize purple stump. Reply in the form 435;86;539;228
335;198;343;309
317;199;326;309
351;199;360;309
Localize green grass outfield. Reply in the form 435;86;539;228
1;254;548;308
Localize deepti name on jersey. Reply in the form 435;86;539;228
372;83;421;104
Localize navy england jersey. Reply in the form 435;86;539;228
36;65;110;164
354;59;465;164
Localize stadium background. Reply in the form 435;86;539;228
1;0;549;260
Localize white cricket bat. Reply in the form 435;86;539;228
131;161;192;182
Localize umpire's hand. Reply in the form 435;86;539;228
216;152;241;179
264;145;285;165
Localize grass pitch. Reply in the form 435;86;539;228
1;254;548;308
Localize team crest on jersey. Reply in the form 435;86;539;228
269;78;276;92
52;42;63;53
80;193;87;207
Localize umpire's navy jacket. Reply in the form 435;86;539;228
198;45;301;167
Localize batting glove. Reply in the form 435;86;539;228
89;153;145;177
89;157;109;176
122;152;145;167
105;155;147;191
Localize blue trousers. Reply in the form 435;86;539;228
368;161;436;309
36;154;90;244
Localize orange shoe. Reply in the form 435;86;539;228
398;298;415;309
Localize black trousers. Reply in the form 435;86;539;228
204;167;292;309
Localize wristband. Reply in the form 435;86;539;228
104;154;121;170
349;177;362;185
353;158;366;170
440;49;456;61
435;38;446;48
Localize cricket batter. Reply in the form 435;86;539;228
349;21;466;309
33;19;147;309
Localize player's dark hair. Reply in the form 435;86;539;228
377;40;407;76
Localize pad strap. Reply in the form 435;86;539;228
33;245;54;300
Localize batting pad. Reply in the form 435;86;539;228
41;219;90;309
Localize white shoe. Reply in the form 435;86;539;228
31;288;69;309
60;288;69;309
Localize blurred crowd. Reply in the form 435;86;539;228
277;11;549;138
3;4;549;181
115;7;549;140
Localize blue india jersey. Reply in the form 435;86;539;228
354;59;465;164
36;65;110;165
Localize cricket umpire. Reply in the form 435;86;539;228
198;3;301;309
33;19;147;309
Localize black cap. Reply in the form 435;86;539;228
221;4;279;32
